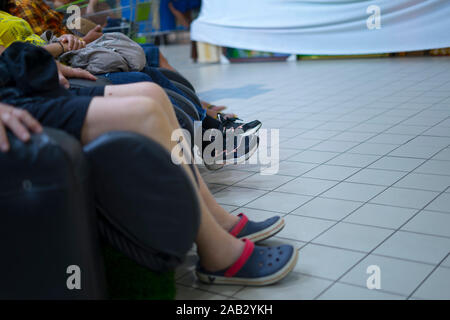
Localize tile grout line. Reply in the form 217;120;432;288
407;252;450;300
229;82;450;299
313;184;450;300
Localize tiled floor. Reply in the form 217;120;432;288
161;45;450;300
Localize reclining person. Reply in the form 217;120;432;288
7;0;228;118
2;4;263;170
0;39;298;287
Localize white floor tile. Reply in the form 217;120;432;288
175;285;230;300
373;231;450;264
344;204;417;229
370;187;439;209
394;173;450;192
402;210;450;237
278;215;335;242
322;182;386;202
303;165;360;181
204;170;255;186
412;267;450;300
295;244;365;280
369;157;425;172
274;161;318;176
288;150;339;164
424;192;450;213
346;169;407;186
214;187;268;207
245;191;312;213
166;45;450;299
291;197;362;221
318;283;405;300
234;174;294;191
312;222;393;252
327;154;381;168
275;177;338;196
348;143;398;156
415;160;450;176
234;273;333;300
340;255;433;296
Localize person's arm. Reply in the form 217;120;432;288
55;61;97;89
0;103;43;153
43;42;66;58
86;0;99;14
82;25;103;44
58;34;86;51
0;45;5;55
43;33;86;58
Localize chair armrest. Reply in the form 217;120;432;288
157;68;196;92
0;128;107;299
68;77;113;89
84;131;200;272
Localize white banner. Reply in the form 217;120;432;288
191;0;450;54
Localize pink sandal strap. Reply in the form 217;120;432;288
224;239;255;277
229;213;248;237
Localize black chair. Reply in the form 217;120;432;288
69;78;198;144
0;128;200;299
157;68;196;93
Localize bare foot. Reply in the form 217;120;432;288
83;25;103;44
200;237;246;272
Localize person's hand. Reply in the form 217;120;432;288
56;62;97;89
59;34;86;51
0;103;43;152
83;25;103;44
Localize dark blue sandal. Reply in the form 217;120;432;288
230;213;285;243
196;239;298;286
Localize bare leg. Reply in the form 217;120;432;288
103;83;241;230
80;94;244;271
168;2;190;28
158;52;176;71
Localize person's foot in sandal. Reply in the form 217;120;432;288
196;239;298;286
205;104;227;119
229;213;285;243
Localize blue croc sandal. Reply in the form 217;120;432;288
230;213;285;243
196;239;298;286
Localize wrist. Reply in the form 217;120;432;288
56;41;65;55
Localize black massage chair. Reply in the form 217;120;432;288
0;69;204;299
0;127;200;299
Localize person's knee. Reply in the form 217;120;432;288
131;96;171;130
135;82;168;103
132;96;165;119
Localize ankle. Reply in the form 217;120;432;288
223;214;241;232
200;238;245;272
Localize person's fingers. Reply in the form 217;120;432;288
72;38;78;50
74;68;97;81
1;112;30;142
0;120;9;152
12;109;42;133
67;36;74;50
58;71;70;89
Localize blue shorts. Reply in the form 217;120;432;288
99;68;206;120
140;44;160;68
172;0;201;12
159;0;201;31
